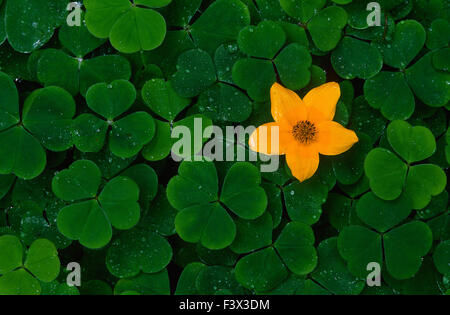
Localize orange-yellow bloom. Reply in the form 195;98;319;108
249;82;359;182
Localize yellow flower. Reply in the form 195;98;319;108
249;82;359;182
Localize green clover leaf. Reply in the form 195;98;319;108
233;37;311;101
433;240;450;276
0;235;60;295
167;161;267;250
114;269;170;295
171;49;217;98
0;72;77;179
307;6;348;52
85;0;169;53
373;20;426;70
365;120;446;208
58;10;106;59
142;79;191;121
279;0;326;23
230;212;273;254
364;71;415;120
426;18;450;50
338;221;433;280
283;177;328;225
235;247;288;292
73;79;155;158
5;0;66;53
34;50;132;97
53;160;141;249
405;51;450;107
387;120;436;163
238;21;286;59
234;222;317;292
310;237;365;295
356;192;412;233
106;228;172;278
331;36;383;80
189;0;250;55
7;200;71;249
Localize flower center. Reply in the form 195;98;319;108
292;120;317;144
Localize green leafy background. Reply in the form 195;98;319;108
0;0;448;295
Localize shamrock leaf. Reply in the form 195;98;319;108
274;43;312;90
405;51;450;107
190;0;250;54
234;222;317;292
5;0;66;53
364;21;448;118
34;50;132;96
331;36;383;80
121;164;158;213
433;240;450;276
0;72;76;179
332;133;372;185
142;114;212;162
338;221;432;280
106;228;172;278
195;265;246;294
220;162;267;220
0;235;60;295
348;96;387;145
58;10;106;58
274;222;317;275
364;148;407;201
235;247;288;292
114;269;170;295
373;20;426;70
238;20;286;59
171;49;217;98
232;58;277;102
387;120;436;163
404;164;448;210
193;82;253;123
279;0;326;23
86;80;136;120
73;79;155;158
85;0;169;53
426;18;450;50
365;121;446;208
233;20;312;101
53;160;141;249
310;237;365;295
7;200;71;249
142;79;191;121
356;192;412;233
283;177;328;225
364;72;415;120
383;222;433;279
175;262;207;295
229;212;273;254
167;161;267;250
307;6;348;52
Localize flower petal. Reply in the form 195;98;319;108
271;83;307;126
303;82;340;121
249;122;293;155
316;121;359;155
286;143;319;182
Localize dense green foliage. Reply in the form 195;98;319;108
0;0;449;295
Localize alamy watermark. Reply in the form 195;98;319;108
171;118;280;173
366;262;381;287
67;2;82;27
66;262;81;287
367;2;381;27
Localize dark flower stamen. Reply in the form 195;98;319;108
292;120;317;144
